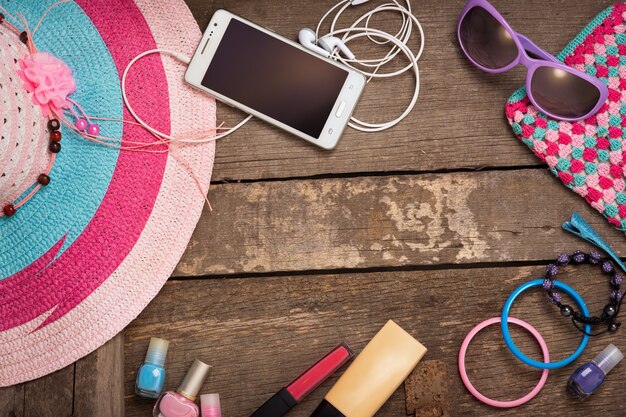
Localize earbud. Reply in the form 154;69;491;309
299;28;356;60
318;36;356;60
301;0;424;133
299;28;331;58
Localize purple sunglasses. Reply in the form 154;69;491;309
458;0;608;121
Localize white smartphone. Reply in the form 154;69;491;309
185;9;367;150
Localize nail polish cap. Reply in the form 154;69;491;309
145;337;169;366
593;344;623;375
178;359;212;401
201;393;221;417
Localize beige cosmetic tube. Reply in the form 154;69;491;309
310;320;427;417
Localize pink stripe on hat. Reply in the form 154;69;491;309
0;0;216;385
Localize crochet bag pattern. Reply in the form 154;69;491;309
506;3;626;231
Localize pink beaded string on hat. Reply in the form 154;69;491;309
0;5;65;217
0;1;228;218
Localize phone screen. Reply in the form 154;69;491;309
201;18;349;139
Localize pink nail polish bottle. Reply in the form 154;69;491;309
201;393;221;417
153;359;212;417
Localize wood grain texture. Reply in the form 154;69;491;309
7;1;625;417
183;0;607;181
0;384;23;417
74;333;124;417
125;266;622;417
22;365;74;417
176;168;626;276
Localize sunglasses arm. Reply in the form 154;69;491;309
516;32;561;64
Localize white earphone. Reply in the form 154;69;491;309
122;0;423;143
299;28;356;60
299;0;424;133
297;0;374;60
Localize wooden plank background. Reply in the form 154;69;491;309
188;0;606;181
176;169;626;276
2;0;625;416
122;266;619;417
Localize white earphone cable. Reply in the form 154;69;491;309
121;0;423;142
315;0;424;132
336;27;420;132
121;48;252;144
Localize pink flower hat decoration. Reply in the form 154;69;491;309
17;51;76;116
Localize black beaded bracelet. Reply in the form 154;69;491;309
542;250;623;336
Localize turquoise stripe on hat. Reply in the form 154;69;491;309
0;0;122;279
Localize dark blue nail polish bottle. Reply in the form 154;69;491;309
568;344;623;399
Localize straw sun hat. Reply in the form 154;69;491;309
0;0;216;385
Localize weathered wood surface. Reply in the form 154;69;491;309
124;266;620;417
2;0;625;416
0;334;123;417
177;169;625;276
74;334;125;417
186;0;607;181
22;366;74;417
0;384;23;417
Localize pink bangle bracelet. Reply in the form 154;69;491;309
458;317;550;408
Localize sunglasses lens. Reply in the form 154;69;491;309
460;7;518;69
531;67;601;119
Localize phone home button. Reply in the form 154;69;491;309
336;101;347;117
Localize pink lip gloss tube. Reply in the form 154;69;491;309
250;343;354;417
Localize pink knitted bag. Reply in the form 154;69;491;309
506;2;626;231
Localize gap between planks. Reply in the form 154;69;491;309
184;0;608;181
176;168;626;278
124;265;622;417
0;2;619;415
0;334;124;417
